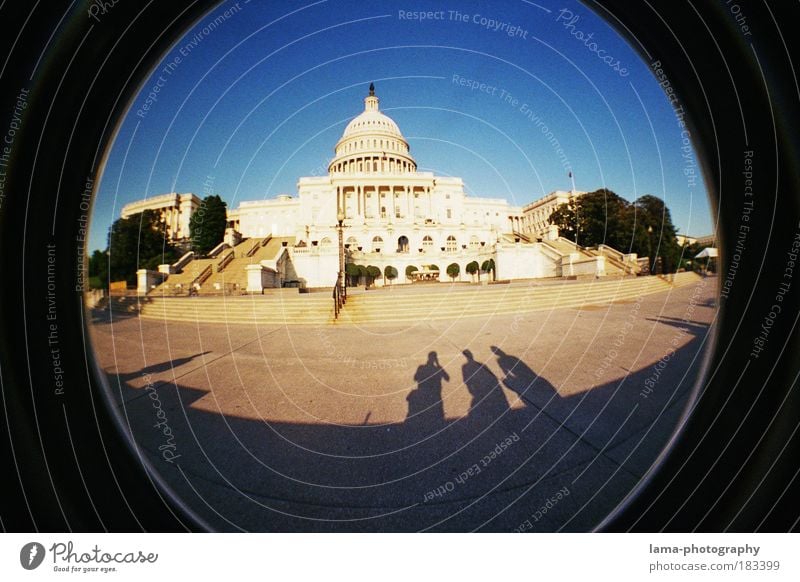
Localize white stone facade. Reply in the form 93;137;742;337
128;86;623;292
121;192;201;241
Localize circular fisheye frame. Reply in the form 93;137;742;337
0;0;798;533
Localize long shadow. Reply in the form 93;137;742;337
99;320;711;533
462;349;510;421
406;351;448;428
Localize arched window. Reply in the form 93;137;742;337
397;236;409;253
446;235;457;252
422;235;433;249
380;206;387;219
469;235;481;248
346;236;359;247
320;237;333;247
372;236;383;252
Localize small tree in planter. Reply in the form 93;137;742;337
405;264;418;282
481;258;495;281
366;265;381;288
358;265;369;288
345;263;362;286
466;260;480;282
384;265;398;285
446;262;460;281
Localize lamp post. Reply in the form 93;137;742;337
647;225;653;274
337;211;345;291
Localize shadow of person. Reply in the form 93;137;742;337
462;349;509;420
406;351;449;427
490;345;558;411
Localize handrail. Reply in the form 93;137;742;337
207;241;230;258
217;249;235;272
193;264;213;287
332;274;347;319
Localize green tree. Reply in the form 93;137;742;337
107;209;180;285
189;194;227;255
405;265;418;280
481;258;495;281
631;195;681;273
345;263;362;286
446;262;460;281
550;189;630;250
366;265;381;287
549;200;577;242
384;265;398;284
88;249;108;289
466;260;480;282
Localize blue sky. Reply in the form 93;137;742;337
90;0;713;252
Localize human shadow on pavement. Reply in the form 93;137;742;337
406;351;449;427
101;320;710;532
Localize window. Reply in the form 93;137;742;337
446;208;452;219
372;236;383;252
422;235;433;249
446;236;457;252
470;236;481;248
380;206;387;219
395;206;401;219
320;237;333;247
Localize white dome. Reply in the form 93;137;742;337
341;109;403;140
328;84;417;175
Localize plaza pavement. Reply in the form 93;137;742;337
89;276;717;531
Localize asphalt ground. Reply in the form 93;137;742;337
89;276;717;531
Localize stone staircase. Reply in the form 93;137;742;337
338;272;702;324
138;290;335;325
198;236;295;295
541;237;632;276
130;272;702;325
151;258;218;295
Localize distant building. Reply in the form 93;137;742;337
129;85;641;294
121;192;201;241
519;189;586;240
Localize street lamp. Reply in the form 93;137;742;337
647;225;653;274
337;211;345;291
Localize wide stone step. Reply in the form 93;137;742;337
126;272;702;325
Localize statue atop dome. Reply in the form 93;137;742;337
369;82;375;96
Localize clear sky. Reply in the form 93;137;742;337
90;0;714;252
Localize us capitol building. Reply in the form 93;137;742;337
128;84;638;294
